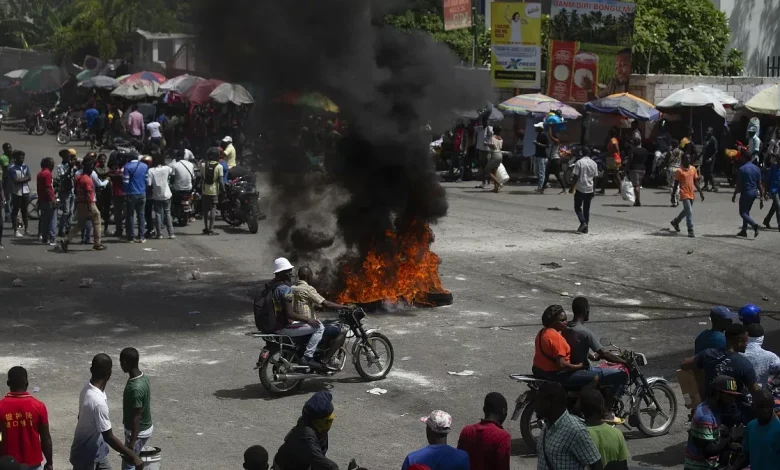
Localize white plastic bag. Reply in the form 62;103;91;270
496;163;510;184
620;179;635;203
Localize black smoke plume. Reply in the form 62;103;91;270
197;0;495;291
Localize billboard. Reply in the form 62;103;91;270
490;2;542;89
548;0;636;103
443;0;472;31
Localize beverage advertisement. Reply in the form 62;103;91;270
548;0;636;103
443;0;472;31
490;2;542;89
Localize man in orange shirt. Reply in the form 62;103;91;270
532;305;599;390
671;154;705;238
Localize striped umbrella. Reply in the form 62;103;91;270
159;74;203;94
498;93;581;119
272;91;339;113
120;71;167;84
585;93;660;121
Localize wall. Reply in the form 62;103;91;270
628;74;780;105
0;47;54;74
710;0;780;77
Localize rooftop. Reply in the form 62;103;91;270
135;29;196;41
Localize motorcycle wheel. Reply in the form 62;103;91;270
57;130;71;145
354;332;394;381
221;210;243;227
519;399;542;452
632;381;677;437
27;197;40;220
259;350;303;396
33;124;45;136
247;214;259;234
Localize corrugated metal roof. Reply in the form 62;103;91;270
135;29;195;40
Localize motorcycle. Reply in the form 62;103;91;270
219;175;263;234
250;307;394;396
509;339;677;452
26;109;46;136
172;190;194;227
57;117;86;145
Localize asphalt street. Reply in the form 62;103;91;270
2;129;780;469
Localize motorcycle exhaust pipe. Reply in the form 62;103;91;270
274;373;310;381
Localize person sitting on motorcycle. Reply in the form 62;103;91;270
271;258;327;370
273;391;339;470
532;305;599;392
684;376;743;470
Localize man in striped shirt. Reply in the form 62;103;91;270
684;375;742;469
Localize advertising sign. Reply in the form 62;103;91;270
548;0;635;103
490;2;542;89
443;0;472;31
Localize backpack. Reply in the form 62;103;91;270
254;281;284;333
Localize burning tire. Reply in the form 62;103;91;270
354;332;394;381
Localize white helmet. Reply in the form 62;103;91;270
222;136;233;144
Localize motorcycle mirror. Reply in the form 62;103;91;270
600;337;613;347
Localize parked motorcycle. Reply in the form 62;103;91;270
26;109;46;136
172;190;194;227
250;307;394;396
509;339;677;452
219;175;263;234
57;117;86;145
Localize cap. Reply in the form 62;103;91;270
421;410;452;434
222;136;233;143
534;122;544;129
273;257;294;274
0;456;29;470
710;306;737;321
712;375;742;395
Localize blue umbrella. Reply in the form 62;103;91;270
585;93;660;121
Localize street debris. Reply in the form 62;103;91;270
548;207;561;211
762;296;770;301
196;432;204;436
541;262;562;269
191;270;201;280
400;356;412;361
142;248;157;252
12;278;23;287
687;250;694;255
189;311;201;315
574;282;582;286
79;278;93;288
448;370;475;376
489;326;513;331
366;387;388;395
32;387;40;393
560;292;570;297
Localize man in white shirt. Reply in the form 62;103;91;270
70;354;143;470
146;153;175;239
748;130;761;164
170;150;195;225
569;147;599;234
146;120;163;148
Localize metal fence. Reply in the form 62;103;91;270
767;56;780;77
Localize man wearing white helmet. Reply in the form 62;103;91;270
269;258;326;369
221;136;237;169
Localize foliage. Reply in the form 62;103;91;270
549;8;634;46
632;0;744;76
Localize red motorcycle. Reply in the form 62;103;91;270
26;109;46;136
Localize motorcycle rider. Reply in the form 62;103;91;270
684;376;743;470
170;149;195;224
532;305;599;392
273;391;339;470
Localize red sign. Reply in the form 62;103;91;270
547;41;578;101
443;0;472;31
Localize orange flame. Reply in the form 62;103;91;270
336;223;448;305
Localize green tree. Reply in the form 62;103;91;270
632;0;743;76
0;0;64;50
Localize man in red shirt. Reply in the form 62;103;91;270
60;155;104;252
457;392;511;470
0;367;53;470
36;158;56;246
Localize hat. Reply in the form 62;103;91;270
0;456;29;470
67;148;77;156
302;391;334;420
273;257;294;274
710;306;737;321
534;122;544;129
421;410;452;434
712;375;742;395
222;136;233;143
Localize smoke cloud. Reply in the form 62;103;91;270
197;0;495;289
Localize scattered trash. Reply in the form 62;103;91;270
400;356;412;361
32;387;39;393
574;282;582;286
560;292;570;297
489;326;513;331
505;244;516;247
12;278;23;287
548;207;561;211
541;262;562;269
617;210;627;213
698;322;708;325
762;296;770;301
686;250;694;255
34;306;43;310
191;270;201;280
531;289;539;293
79;278;93;288
448;370;475;376
367;388;388;395
142;248;157;252
189;311;200;315
399;413;408;417
196;432;204;436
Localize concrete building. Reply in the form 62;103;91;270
134;29;197;74
710;0;780;76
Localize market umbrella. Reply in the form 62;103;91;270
686;85;739;108
457;107;504;122
76;69;98;82
4;69;27;79
116;74;130;83
0;76;14;89
744;84;780;116
120;71;167;84
159;74;203;94
20;65;70;94
657;88;727;119
272;91;339;113
498;93;581;119
183;79;225;105
78;75;119;90
585;92;660;121
209;83;254;105
111;80;161;99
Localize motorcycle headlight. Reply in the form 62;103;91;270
635;353;648;366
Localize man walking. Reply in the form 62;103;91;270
1;143;11;221
671;154;705;238
0;367;53;470
61;155;105;252
36;157;57;246
120;348;152;470
127;105;144;143
533;122;548;193
55;149;76;237
200;147;224;235
7;151;31;237
70;354;143;470
732;152;764;238
701;127;719;192
569;147;598;234
123;154;148;243
762;153;780;230
457;393;510;470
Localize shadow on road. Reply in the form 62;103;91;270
631;441;686;467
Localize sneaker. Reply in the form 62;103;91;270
202;228;210;235
737;230;748;238
48;241;56;246
168;235;176;239
576;223;586;233
688;232;695;238
59;239;69;253
154;234;162;240
764;221;772;230
633;202;642;207
92;244;106;251
582;225;589;234
754;225;760;238
670;220;681;232
139;238;146;243
14;231;22;238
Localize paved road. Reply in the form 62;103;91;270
2;129;779;469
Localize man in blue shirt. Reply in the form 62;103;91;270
122;157;148;243
733;153;765;238
730;388;780;470
402;410;469;470
762;153;780;230
695;306;736;354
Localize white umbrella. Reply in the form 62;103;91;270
744;84;780;116
657;88;727;119
4;69;27;79
687;85;739;107
209;83;254;105
111;80;161;99
78;75;119;90
159;74;203;93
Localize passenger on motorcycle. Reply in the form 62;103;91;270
273;391;339;470
532;305;599;392
684;375;743;470
270;258;327;370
